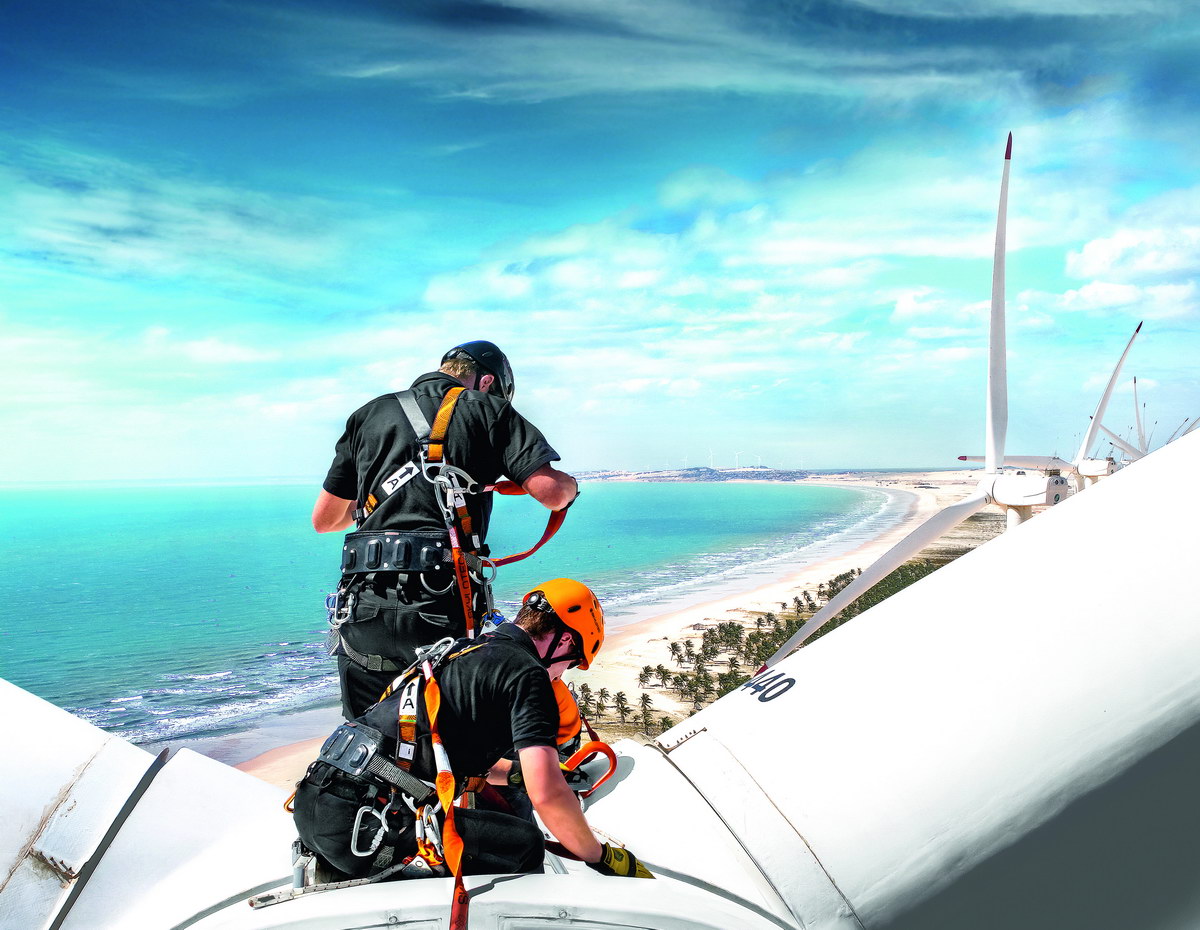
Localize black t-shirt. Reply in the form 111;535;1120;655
362;623;558;780
322;372;559;546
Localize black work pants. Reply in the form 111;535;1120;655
456;807;545;875
334;572;468;718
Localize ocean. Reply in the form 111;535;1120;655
0;480;907;752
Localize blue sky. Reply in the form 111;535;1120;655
2;0;1198;480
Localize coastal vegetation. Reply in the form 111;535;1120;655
583;512;1004;742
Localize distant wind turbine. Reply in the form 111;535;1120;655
765;133;1070;667
734;451;745;467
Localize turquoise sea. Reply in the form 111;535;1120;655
0;480;906;750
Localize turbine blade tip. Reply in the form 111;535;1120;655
1135;321;1143;332
1005;132;1012;159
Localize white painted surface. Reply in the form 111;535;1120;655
59;748;295;930
189;870;784;930
655;430;1200;928
0;679;154;930
581;740;816;926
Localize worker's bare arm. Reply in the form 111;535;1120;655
312;490;355;533
522;464;578;512
520;744;602;863
486;758;514;785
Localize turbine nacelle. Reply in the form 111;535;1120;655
985;472;1070;509
1077;457;1116;479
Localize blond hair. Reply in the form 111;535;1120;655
439;356;479;380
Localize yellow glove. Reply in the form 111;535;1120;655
586;842;654;878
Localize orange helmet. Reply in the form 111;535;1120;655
522;578;605;670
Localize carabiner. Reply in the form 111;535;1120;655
351;805;387;858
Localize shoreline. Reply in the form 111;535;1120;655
231;469;982;789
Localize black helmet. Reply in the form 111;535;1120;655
441;340;515;401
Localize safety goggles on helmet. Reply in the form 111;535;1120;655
441;340;515;402
522;578;604;671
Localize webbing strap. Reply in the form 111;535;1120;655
364;755;436;806
396;391;432;439
428;387;465;464
423;661;471;930
339;635;403;673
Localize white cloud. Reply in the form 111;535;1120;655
1056;280;1196;319
659;166;760;210
1067;227;1200;281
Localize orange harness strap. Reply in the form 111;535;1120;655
423;661;471;930
426;387;465;465
425;388;479;637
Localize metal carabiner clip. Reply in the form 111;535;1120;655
422;804;444;860
351;805;387;858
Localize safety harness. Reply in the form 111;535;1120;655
329;387;567;670
276;635;618;926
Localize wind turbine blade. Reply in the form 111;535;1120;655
985;133;1012;475
959;454;1073;471
763;490;990;667
1099;424;1145;460
1184;417;1200;437
1074;321;1142;465
1166;417;1191;444
1133;377;1147;452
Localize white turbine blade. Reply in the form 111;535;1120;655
1166;417;1190;444
763;490;990;667
958;454;1074;472
1183;417;1200;438
1133;376;1147;452
985;133;1011;475
1099;424;1145;460
1074;321;1142;465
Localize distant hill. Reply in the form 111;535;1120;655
578;466;810;482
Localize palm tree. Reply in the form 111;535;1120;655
595;687;610;718
655;664;672;688
577;682;594;717
658;716;673;734
668;641;684;666
637;692;654;732
637;666;653;688
613;691;631;723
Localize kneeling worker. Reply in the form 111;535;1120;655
294;577;651;887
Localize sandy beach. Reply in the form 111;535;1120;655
235;469;990;789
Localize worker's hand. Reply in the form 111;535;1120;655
586;843;654;878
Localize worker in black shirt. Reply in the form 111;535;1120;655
312;341;579;718
294;578;652;881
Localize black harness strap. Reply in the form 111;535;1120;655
365;755;436;807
